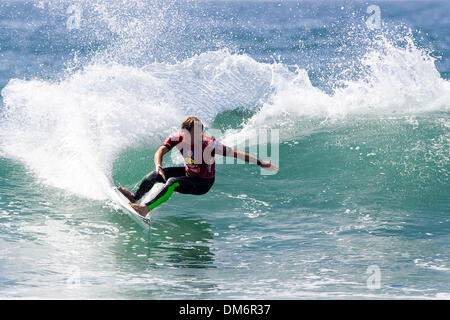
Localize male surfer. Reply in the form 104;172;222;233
118;116;277;217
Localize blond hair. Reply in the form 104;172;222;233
181;116;203;132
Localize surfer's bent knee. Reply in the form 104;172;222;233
145;170;159;181
166;177;179;187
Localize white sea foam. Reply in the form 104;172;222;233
1;33;449;200
223;34;450;145
0;50;273;199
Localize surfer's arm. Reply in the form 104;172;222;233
216;143;262;166
221;145;277;170
233;150;277;170
232;149;261;165
155;132;183;181
154;145;169;181
154;145;169;167
215;141;277;170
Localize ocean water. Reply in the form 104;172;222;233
0;0;449;299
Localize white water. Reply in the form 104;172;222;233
0;35;449;200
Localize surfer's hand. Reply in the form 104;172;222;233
259;160;278;171
157;166;167;181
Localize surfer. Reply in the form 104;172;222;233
118;116;277;217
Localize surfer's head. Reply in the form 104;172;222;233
181;116;204;142
181;116;203;132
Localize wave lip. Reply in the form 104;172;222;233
237;35;450;139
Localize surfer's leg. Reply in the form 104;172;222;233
133;166;186;202
145;178;180;211
174;176;215;195
118;186;135;202
145;176;215;211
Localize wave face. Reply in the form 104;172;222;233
1;38;448;200
0;0;449;299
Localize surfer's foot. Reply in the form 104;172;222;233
118;186;135;203
129;203;149;217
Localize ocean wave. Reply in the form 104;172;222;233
224;33;450;145
1;31;449;200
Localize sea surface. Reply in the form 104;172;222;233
0;0;449;299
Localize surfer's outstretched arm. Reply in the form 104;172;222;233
216;145;277;170
232;149;262;165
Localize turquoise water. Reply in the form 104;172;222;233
0;0;449;299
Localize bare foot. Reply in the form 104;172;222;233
129;203;149;217
118;186;135;202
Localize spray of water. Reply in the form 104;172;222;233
0;1;448;200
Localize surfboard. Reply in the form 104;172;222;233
110;187;151;228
